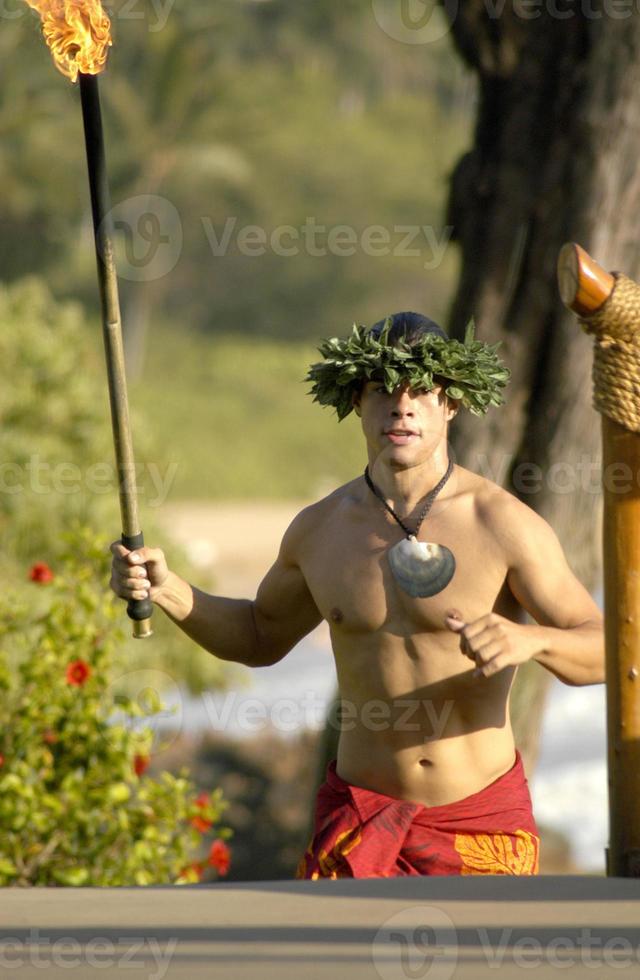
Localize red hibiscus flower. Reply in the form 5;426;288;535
208;839;231;876
190;792;213;833
29;562;54;584
65;660;91;687
133;754;150;777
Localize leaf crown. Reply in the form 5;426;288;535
305;317;510;420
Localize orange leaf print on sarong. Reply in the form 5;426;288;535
454;829;539;875
298;826;363;879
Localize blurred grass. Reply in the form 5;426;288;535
131;324;373;500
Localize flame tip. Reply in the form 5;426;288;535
25;0;112;80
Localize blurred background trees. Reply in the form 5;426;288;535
3;0;476;503
5;0;472;353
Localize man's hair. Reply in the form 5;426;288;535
369;311;448;346
367;312;450;393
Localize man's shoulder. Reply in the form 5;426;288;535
466;470;526;521
280;477;362;554
465;468;559;556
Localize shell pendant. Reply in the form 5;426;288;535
387;535;456;598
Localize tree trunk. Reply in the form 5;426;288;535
444;8;640;771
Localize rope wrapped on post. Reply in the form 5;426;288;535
579;272;640;432
558;241;640;878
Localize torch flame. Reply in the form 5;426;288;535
25;0;111;82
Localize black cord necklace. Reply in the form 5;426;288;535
364;457;454;538
363;459;456;598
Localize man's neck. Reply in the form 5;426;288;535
367;450;452;515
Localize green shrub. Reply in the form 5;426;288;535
0;275;235;694
0;525;232;886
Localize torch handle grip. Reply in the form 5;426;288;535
122;531;153;639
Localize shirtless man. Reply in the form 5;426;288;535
110;312;604;877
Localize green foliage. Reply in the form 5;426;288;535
0;526;231;886
0;276;112;569
1;0;473;342
0;276;234;693
306;318;511;420
0;276;103;452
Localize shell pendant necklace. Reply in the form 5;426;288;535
364;459;456;598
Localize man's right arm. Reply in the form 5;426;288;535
109;512;323;668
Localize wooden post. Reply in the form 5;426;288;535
558;242;640;877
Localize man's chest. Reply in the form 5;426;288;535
300;508;511;633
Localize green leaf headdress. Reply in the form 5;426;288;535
305;315;510;421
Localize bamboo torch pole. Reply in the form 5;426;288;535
24;0;153;638
79;73;153;639
558;242;640;876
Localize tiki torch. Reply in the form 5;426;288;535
558;242;640;877
26;1;152;638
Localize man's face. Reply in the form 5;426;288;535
353;380;456;468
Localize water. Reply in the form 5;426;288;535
531;680;607;872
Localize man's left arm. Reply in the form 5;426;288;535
447;495;605;686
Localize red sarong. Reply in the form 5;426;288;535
296;750;540;878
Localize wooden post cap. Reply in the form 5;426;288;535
557;242;615;317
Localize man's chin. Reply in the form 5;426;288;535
385;447;421;469
381;443;441;469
